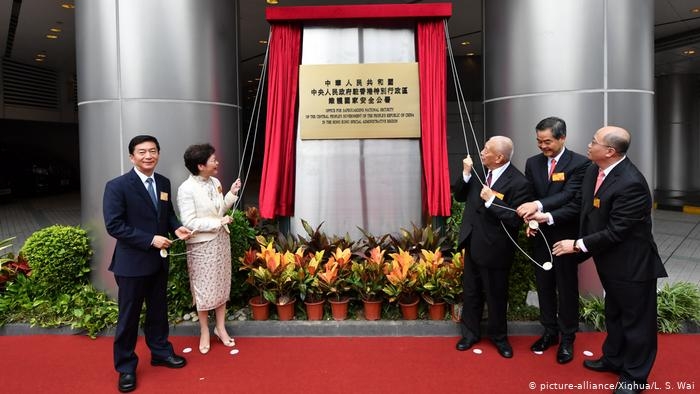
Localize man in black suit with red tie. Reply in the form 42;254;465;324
516;117;590;364
103;135;192;393
548;126;667;394
453;136;532;358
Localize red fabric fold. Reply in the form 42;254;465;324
417;20;451;216
259;23;301;219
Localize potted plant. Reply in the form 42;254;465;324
268;246;301;320
239;244;272;320
416;248;451;320
349;246;386;320
318;247;353;320
443;250;464;321
0;237;31;292
383;248;419;320
298;250;325;320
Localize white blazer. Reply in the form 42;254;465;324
177;175;237;244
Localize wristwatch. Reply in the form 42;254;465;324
572;240;581;253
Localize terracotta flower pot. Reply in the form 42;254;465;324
362;299;382;321
275;298;296;321
398;296;420;320
249;296;270;321
328;297;350;321
304;299;325;320
428;301;446;320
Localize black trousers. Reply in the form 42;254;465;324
460;245;511;341
599;276;658;383
533;238;580;338
113;267;174;373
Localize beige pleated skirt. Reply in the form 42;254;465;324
186;228;232;311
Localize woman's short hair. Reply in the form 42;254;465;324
183;143;215;175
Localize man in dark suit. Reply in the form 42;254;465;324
549;126;667;394
103;135;192;393
516;117;590;364
453;136;532;358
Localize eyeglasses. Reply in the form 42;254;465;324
589;138;614;149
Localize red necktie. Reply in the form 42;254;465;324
594;169;605;194
486;171;492;187
548;158;557;180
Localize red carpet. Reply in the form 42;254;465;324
1;333;697;393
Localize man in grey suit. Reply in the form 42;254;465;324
545;126;667;394
103;135;191;392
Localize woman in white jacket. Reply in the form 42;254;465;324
177;143;241;354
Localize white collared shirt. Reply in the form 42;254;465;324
536;147;567;212
133;167;156;192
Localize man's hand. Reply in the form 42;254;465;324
462;155;473;176
480;185;495;202
516;202;539;218
552;239;576;256
174;226;192;241
525;224;538;237
528;211;550;223
152;235;173;249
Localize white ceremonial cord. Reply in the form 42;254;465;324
162;229;228;257
229;28;273;216
444;21;553;271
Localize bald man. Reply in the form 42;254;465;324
453;136;532;358
545;126;667;394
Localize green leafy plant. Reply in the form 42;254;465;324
348;246;386;302
387;223;448;256
228;209;257;305
20;225;92;299
166;238;193;322
244;238;299;304
317;247;353;301
1;237;31;291
579;295;607;331
580;282;700;334
297;250;324;302
446;197;465;251
0;227;116;337
382;248;419;303
657;282;700;333
416;248;461;305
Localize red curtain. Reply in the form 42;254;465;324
259;23;301;218
417;20;451;216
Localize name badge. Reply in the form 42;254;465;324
494;191;504;200
160;192;169;201
217;185;223;194
593;197;600;208
551;172;565;182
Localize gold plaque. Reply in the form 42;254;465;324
299;63;421;139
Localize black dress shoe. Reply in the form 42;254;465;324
583;357;618;373
455;336;480;351
118;372;136;393
556;341;574;364
493;339;513;358
151;354;187;369
530;333;559;352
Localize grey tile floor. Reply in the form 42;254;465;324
1;192;699;287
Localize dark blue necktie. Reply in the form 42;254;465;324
146;178;158;209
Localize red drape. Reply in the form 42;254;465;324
417;20;451;216
259;23;301;218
